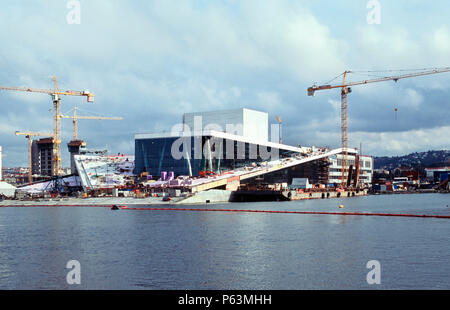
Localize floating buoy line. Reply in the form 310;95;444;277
121;207;450;219
0;205;449;219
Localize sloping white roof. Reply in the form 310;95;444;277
74;154;135;190
135;130;312;153
16;176;82;193
0;181;16;197
0;181;15;189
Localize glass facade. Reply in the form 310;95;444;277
135;137;198;177
135;135;297;178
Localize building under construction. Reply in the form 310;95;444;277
31;137;55;177
30;137;107;178
67;139;87;175
135;108;374;191
242;157;330;186
241;154;372;188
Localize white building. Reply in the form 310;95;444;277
290;178;312;189
135;108;374;187
182;108;269;143
328;153;373;186
425;166;450;182
135;108;312;177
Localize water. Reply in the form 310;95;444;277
0;193;449;290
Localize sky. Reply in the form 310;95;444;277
1;0;450;167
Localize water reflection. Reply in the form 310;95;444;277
0;194;449;289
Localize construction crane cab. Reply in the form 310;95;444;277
1;76;94;177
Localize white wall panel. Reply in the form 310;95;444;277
183;108;268;142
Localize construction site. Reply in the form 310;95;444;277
1;67;450;204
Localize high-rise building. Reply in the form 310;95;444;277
31;138;55;177
31;140;39;175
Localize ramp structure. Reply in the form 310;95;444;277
185;148;358;192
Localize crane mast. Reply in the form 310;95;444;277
340;71;349;185
1;77;94;176
60;107;123;140
275;115;282;144
308;67;450;188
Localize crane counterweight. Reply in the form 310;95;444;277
1;76;95;176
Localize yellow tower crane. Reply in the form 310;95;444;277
275;115;282;144
0;77;94;176
307;67;450;188
60;107;123;141
14;131;54;184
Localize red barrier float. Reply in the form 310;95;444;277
122;207;450;219
1;205;449;219
0;205;111;208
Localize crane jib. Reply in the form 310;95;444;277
1;78;94;177
309;67;450;92
307;67;450;188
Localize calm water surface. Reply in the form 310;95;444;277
0;193;449;289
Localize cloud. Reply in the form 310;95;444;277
403;88;423;109
288;125;450;157
350;126;450;156
431;25;450;53
0;1;449;167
